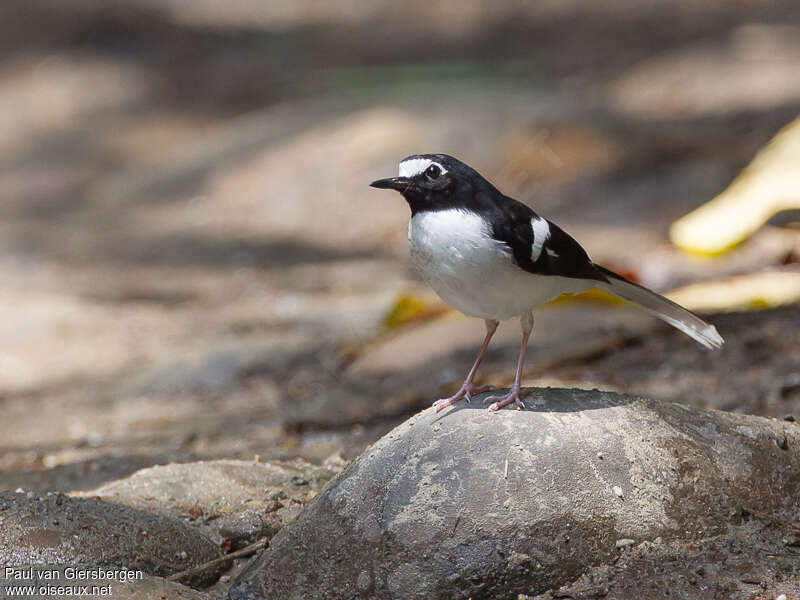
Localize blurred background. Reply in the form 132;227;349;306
1;0;798;493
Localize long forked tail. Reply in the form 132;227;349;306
594;266;724;349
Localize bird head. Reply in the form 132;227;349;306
370;154;488;213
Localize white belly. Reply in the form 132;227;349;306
408;209;588;321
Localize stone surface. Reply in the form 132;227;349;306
230;388;800;599
0;491;223;587
80;459;337;549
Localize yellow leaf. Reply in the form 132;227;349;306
666;270;800;312
670;116;800;255
383;293;450;329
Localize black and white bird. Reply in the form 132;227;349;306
371;154;723;413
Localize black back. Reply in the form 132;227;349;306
489;195;606;282
402;154;607;282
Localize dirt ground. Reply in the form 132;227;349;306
0;0;798;494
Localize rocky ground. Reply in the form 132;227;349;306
1;1;799;598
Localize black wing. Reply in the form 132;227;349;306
488;195;607;282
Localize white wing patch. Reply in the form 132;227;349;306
399;158;447;178
530;216;551;261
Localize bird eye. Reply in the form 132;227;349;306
425;164;441;179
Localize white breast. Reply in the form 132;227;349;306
408;209;586;320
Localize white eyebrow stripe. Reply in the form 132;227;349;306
530;216;551;261
399;158;447;178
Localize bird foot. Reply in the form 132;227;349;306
433;382;493;413
485;387;526;411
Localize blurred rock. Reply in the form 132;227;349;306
350;303;650;378
230;388;800;599
118;337;310;398
502;123;624;183
0;56;149;160
0;491;223;587
80;460;336;549
285;304;652;429
609;24;800;118
551;305;800;417
197;108;419;250
0;288;168;392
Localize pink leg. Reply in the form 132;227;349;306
434;320;498;413
487;312;533;412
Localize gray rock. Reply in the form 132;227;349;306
0;492;223;587
79;460;336;549
229;387;800;599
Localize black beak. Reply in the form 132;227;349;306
370;177;411;191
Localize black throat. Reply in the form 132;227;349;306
404;178;497;217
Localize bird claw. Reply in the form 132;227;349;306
486;388;526;412
433;383;493;413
